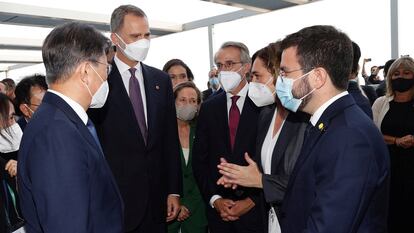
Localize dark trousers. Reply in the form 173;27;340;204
127;205;166;233
206;204;265;233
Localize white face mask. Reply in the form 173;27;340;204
115;33;150;62
248;77;275;107
176;104;198;121
85;64;109;108
0;123;22;153
218;67;244;93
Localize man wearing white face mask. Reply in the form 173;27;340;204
192;41;263;233
87;5;182;233
17;22;123;233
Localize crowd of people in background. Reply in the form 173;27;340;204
0;4;413;233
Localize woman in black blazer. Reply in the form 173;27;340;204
217;42;309;233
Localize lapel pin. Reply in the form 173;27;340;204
155;85;160;90
318;123;324;131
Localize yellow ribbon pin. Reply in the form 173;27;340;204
318;123;324;131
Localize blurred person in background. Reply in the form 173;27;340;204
163;59;194;88
372;56;414;233
14;74;48;131
202;68;223;101
0;82;6;94
1;78;16;101
168;81;207;233
347;42;373;118
376;59;396;97
0;93;24;232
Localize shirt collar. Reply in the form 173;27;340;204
226;81;248;98
310;91;348;126
48;89;88;125
114;55;142;75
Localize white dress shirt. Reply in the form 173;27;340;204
114;56;148;126
310;91;348;126
48;90;88;125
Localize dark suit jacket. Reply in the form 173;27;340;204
256;105;308;209
192;91;261;204
201;88;223;102
18;92;124;233
88;62;182;231
17;117;27;131
347;81;373;119
279;94;390;233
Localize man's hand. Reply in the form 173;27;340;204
166;195;180;222
177;205;191;222
213;198;238;221
217;153;263;188
5;159;17;177
228;198;255;218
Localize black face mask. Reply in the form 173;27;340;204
391;77;414;92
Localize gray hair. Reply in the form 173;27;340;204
110;5;147;33
214;41;251;64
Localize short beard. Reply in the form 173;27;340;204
292;74;313;110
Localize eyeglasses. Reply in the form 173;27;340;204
215;61;243;71
91;60;112;75
279;68;304;77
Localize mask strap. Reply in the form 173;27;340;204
114;33;127;48
24;104;34;114
88;64;105;83
299;88;316;100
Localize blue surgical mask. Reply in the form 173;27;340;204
276;70;315;112
209;77;220;90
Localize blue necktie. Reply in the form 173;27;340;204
86;119;104;155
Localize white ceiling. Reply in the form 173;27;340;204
0;0;312;71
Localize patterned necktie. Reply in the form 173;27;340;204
128;68;148;145
86;119;104;155
229;95;240;150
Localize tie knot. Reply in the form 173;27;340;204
129;68;137;78
231;95;240;105
87;119;94;128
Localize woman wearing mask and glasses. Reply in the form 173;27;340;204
372;56;414;233
217;42;309;233
168;81;207;233
0;93;25;232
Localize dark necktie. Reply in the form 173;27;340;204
86;119;104;155
129;68;148;145
229;95;240;150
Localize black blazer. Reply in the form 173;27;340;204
347;81;373;119
88;62;182;231
255;105;308;209
192;91;261;204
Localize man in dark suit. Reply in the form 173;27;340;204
17;22;123;233
192;41;263;233
347;42;373;119
88;5;182;233
202;68;223;101
275;25;390;233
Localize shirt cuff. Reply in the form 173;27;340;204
168;194;180;197
209;195;222;208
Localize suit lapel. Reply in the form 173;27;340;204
255;105;275;170
233;96;258;155
271;112;296;174
215;92;231;154
108;63;145;146
287;95;356;189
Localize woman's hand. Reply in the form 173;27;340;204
5;159;17;177
396;135;414;148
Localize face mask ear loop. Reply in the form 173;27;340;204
115;33;127;49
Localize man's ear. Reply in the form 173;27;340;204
312;67;328;89
78;62;90;85
19;104;30;118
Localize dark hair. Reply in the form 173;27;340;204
173;81;201;105
251;41;282;77
351;41;361;74
0;93;13;142
111;5;147;33
163;59;194;81
14;74;48;116
281;25;353;90
42;22;108;85
383;59;396;77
